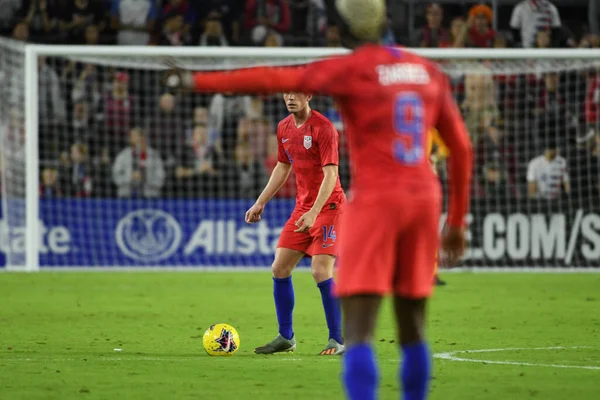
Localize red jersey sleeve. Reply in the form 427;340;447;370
435;75;473;228
192;55;354;97
317;122;340;167
277;123;290;164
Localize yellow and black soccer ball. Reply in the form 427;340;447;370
202;323;240;356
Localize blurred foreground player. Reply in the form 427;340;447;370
169;0;472;397
246;92;346;355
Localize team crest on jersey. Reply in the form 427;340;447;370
304;135;312;149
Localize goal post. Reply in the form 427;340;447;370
1;39;599;271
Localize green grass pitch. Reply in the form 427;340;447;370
1;272;599;400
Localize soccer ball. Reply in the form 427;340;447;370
336;0;387;41
202;323;240;356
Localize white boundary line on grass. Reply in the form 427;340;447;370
433;346;600;371
2;346;599;371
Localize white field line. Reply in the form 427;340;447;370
433;346;600;371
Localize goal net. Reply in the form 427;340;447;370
1;41;599;270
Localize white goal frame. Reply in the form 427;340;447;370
12;45;600;272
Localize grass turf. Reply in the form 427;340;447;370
0;272;599;400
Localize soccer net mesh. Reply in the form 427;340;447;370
1;40;599;269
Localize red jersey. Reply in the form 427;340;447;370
193;45;472;227
277;111;345;211
585;76;600;124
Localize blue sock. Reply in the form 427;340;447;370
343;344;378;400
273;276;294;340
401;342;431;400
317;278;343;343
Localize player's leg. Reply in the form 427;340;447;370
394;297;430;400
393;195;440;400
340;295;382;400
254;247;305;354
311;254;344;354
309;211;344;354
336;200;397;400
255;211;311;355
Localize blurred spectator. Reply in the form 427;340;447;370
569;132;600;204
474;125;517;197
462;72;499;143
1;0;23;36
245;0;291;45
326;24;341;47
463;4;497;48
585;71;600;135
38;56;66;125
238;115;271;161
443;17;465;48
579;33;600;48
264;133;295;198
209;93;252;157
71;63;102;119
510;0;561;48
83;23;101;44
99;71;135;154
157;0;195;46
58;0;105;44
39;167;62;198
414;3;449;48
494;34;508;48
288;0;327;44
111;0;157;45
535;73;565;116
479;162;509;201
71;100;93;144
174;123;221;197
199;17;228;46
146;93;184;160
197;0;244;44
20;0;55;41
112;127;165;198
92;147;113;197
158;15;190;45
527;137;570;199
223;141;267;198
264;30;283;46
12;21;29;41
534;29;551;48
61;142;93;197
591;0;600;35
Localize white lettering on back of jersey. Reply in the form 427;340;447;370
376;64;430;86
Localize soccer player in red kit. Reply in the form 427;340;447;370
246;92;346;355
169;1;472;398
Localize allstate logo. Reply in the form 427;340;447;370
115;209;182;262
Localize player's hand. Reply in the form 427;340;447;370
245;203;264;224
162;58;193;91
294;210;317;233
440;226;466;267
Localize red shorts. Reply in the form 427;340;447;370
335;187;441;299
278;208;343;257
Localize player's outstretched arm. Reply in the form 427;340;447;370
245;162;292;224
169;57;352;97
294;164;338;233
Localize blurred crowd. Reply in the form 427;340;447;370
0;0;598;205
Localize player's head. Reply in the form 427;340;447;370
283;92;312;114
129;127;146;147
325;0;387;49
543;133;560;159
